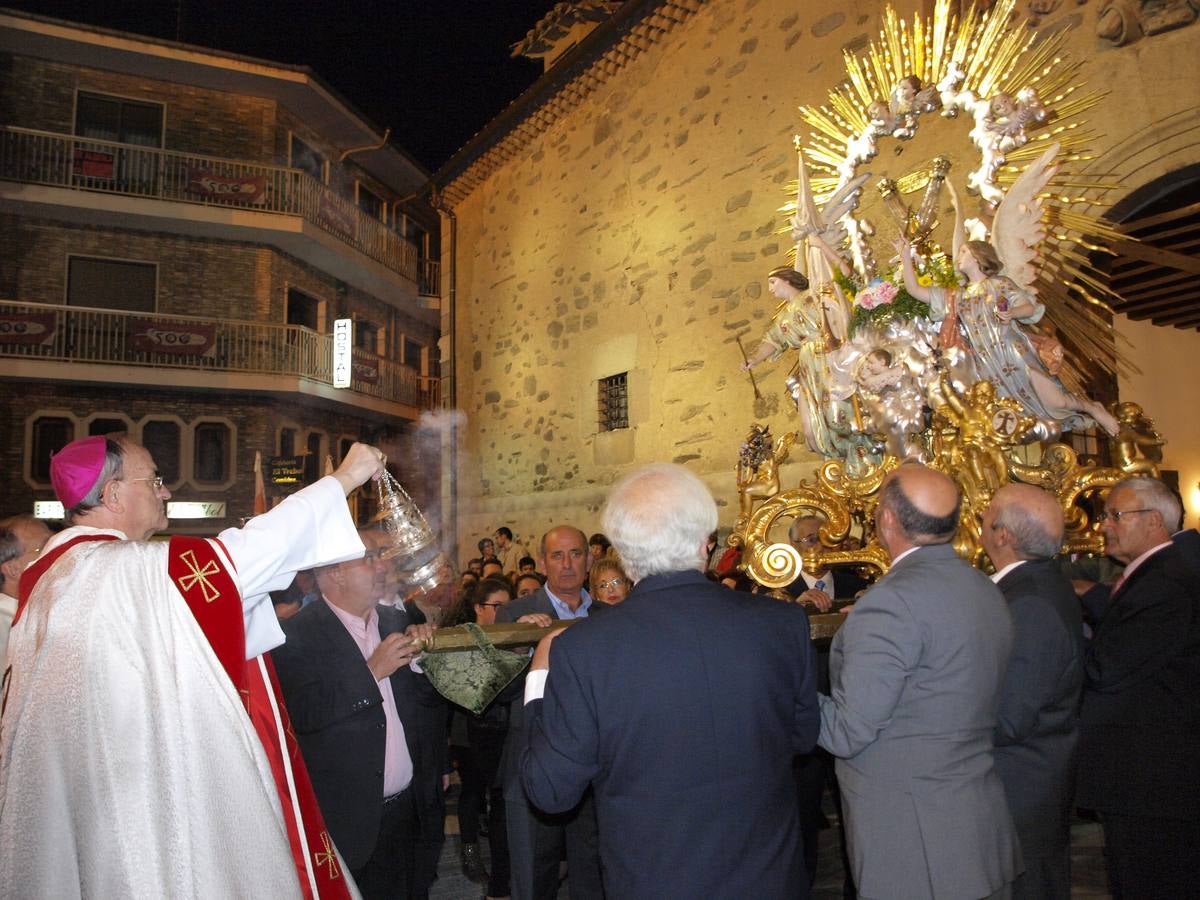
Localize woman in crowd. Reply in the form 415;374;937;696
450;576;515;899
590;557;632;605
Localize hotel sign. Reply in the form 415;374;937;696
333;318;352;388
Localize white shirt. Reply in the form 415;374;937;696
0;590;16;666
990;560;1026;584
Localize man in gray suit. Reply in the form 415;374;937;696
982;484;1083;900
819;465;1021;899
495;525;604;900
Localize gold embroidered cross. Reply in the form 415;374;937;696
314;831;341;879
178;549;221;603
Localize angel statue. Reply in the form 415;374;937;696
742;147;871;462
894;143;1119;438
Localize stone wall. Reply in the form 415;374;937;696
444;0;1200;551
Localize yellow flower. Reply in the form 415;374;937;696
917;274;933;287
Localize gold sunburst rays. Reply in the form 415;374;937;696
788;0;1140;382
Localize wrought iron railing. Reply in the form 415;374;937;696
0;300;439;411
0;126;441;294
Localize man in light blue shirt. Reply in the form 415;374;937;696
495;526;604;900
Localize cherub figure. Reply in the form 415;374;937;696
736;425;797;524
854;348;927;460
868;100;897;139
936;376;1034;494
1111;401;1165;474
895;145;1119;438
984;89;1049;153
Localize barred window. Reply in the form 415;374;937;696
598;373;629;432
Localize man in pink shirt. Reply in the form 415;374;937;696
1076;476;1200;898
272;531;447;900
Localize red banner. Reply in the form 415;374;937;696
0;312;57;346
73;148;114;179
187;168;267;205
352;352;379;384
316;194;358;240
129;319;217;357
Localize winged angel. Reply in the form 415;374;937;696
894;143;1119;438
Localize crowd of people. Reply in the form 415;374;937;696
0;431;1197;900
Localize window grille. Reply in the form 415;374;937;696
598;373;629;432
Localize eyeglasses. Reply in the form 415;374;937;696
792;534;821;546
594;577;627;591
479;601;507;608
1096;508;1153;523
122;476;165;490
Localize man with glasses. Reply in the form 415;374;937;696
0;513;52;665
272;530;445;900
1075;476;1200;898
0;432;388;898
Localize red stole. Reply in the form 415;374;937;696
166;536;351;900
15;533;119;626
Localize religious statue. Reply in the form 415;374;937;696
735;424;797;527
893;145;1119;439
1111;401;1166;474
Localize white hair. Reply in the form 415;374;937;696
1113;476;1182;532
601;463;717;582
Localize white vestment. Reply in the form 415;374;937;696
0;476;362;899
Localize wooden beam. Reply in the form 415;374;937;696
1109;237;1200;276
1119;200;1200;235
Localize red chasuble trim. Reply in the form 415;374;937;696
168;538;350;900
167;536;246;697
15;533;119;626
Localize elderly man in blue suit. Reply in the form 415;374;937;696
519;463;820;898
819;464;1021;900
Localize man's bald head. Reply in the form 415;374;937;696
986;484;1064;563
878;465;961;549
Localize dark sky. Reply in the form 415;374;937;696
6;0;560;171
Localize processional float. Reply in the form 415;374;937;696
730;0;1165;635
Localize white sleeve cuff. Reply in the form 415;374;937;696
524;669;549;705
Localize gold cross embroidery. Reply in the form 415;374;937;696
314;831;341;879
178;549;221;603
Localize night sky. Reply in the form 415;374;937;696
5;0;561;171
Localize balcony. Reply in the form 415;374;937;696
0;126;441;303
0;300;439;420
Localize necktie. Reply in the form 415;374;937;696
814;579;826;593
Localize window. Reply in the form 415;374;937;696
286;288;320;331
68;257;156;312
357;184;384;221
355;319;380;353
339;437;355;463
87;417;127;437
31;417;74;482
194;422;232;484
279;427;297;457
303;432;323;485
598;373;629;432
290;134;326;183
75;92;163;147
142;420;182;485
402;337;423;371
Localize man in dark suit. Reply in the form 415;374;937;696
785;514;869;892
495;525;605;900
271;532;447;900
819;465;1020;899
1075;476;1200;898
981;484;1084;900
519;464;820;898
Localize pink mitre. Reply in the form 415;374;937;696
50;435;108;508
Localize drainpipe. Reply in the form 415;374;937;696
338;128;392;161
432;188;458;561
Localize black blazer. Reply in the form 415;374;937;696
271;600;447;869
1075;544;1200;820
520;570;820;899
1174;528;1200;574
992;560;1084;850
